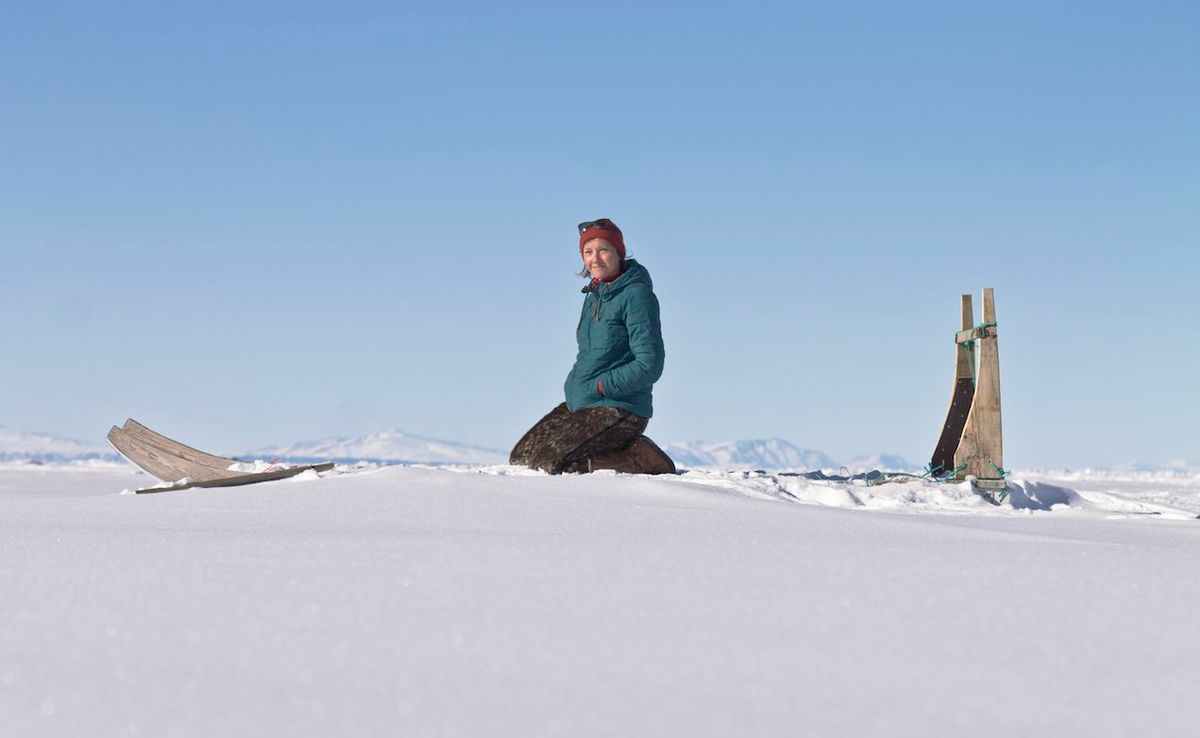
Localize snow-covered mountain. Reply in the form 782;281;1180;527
663;438;838;470
1112;459;1200;474
256;430;916;472
246;429;507;466
842;454;920;473
4;420;1189;476
1162;459;1199;472
0;426;117;463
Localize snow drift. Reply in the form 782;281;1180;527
1;462;1198;738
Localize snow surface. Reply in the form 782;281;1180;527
2;461;1199;737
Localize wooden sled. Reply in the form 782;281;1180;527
930;289;1007;502
107;419;333;494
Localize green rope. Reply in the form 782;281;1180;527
987;459;1009;479
924;462;966;482
986;460;1011;502
957;322;996;345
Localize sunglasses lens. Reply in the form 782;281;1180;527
577;218;613;234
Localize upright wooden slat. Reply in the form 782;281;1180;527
930;294;975;475
956;294;975;382
954;288;1003;481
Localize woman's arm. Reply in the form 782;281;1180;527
598;287;664;397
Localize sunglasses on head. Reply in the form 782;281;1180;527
577;218;615;234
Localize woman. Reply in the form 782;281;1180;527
510;218;675;474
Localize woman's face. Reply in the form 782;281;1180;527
582;238;621;281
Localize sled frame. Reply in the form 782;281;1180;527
107;418;334;493
931;289;1004;487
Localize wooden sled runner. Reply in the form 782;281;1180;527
107;419;333;494
930;288;1008;504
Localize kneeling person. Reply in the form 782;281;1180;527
510;218;675;475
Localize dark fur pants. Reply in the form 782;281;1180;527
510;402;649;474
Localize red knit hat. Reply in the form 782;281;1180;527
578;218;625;260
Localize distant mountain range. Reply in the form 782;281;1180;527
2;424;1193;474
246;429;507;466
251;434;920;471
661;441;918;472
841;453;922;473
0;426;914;471
0;427;118;463
664;439;836;470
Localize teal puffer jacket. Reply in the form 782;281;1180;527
564;260;664;418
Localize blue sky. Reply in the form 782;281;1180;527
2;1;1197;467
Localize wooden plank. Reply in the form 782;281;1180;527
122;419;240;469
931;379;974;476
973;478;1008;490
134;463;335;494
108;426;181;482
955;288;1004;481
955;325;999;345
107;427;232;483
956;294;975;381
930;295;975;475
118;420;245;481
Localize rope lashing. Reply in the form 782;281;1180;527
956;322;997;381
924;462;967;482
987;459;1010;479
956;322;997;345
980;460;1011;503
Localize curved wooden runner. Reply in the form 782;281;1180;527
122;418;241;470
133;463;334;494
108;426;242;482
931;294;976;476
108;428;204;483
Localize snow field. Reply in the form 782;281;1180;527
2;462;1199;737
